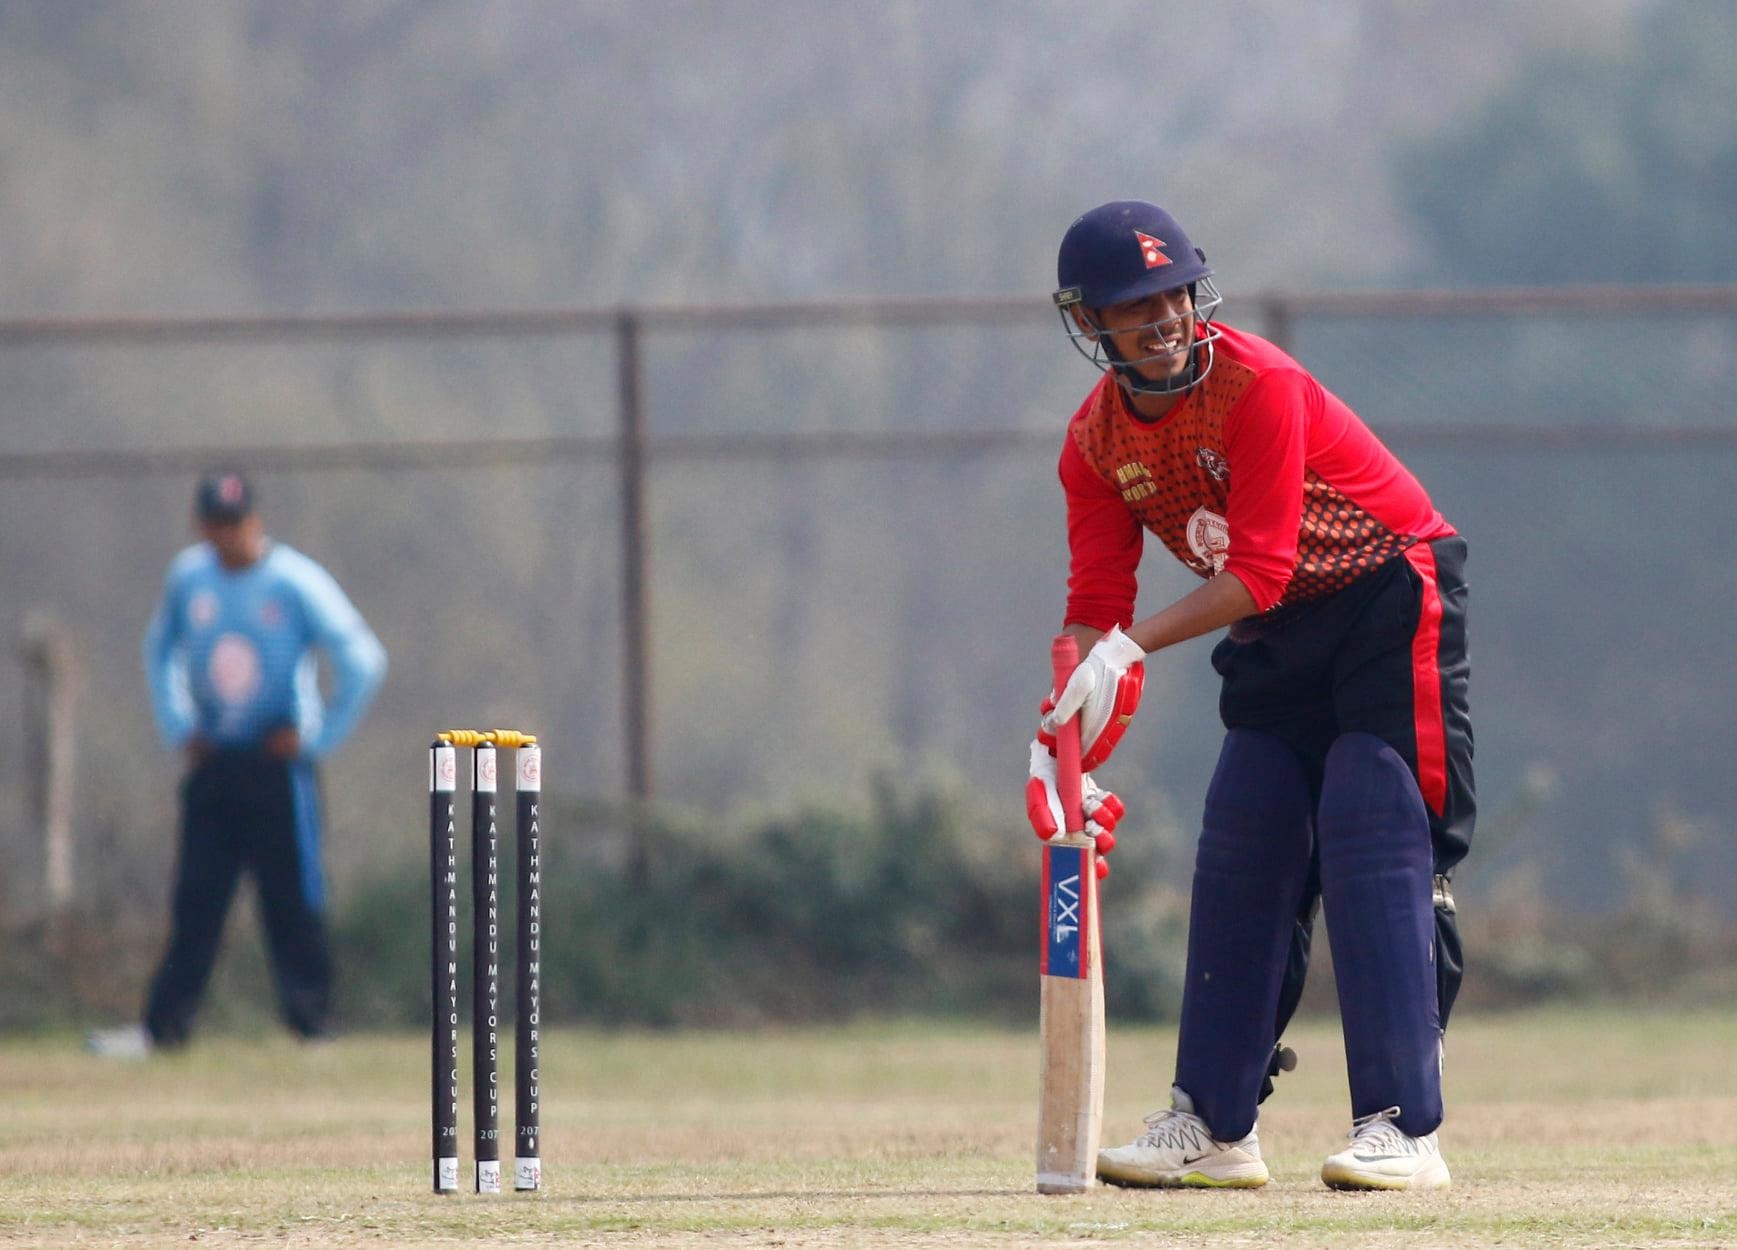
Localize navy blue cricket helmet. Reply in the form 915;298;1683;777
1053;200;1222;396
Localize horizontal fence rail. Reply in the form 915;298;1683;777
3;284;1736;344
4;421;1737;482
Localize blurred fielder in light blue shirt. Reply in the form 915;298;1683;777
96;472;386;1055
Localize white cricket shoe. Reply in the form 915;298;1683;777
1097;1086;1269;1189
84;1023;153;1061
1321;1106;1451;1190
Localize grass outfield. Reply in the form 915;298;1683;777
2;1007;1734;1248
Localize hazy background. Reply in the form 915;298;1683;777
2;1;1734;1025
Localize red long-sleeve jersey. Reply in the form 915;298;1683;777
1061;323;1454;630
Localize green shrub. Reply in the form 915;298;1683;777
17;776;1726;1034
331;777;1192;1029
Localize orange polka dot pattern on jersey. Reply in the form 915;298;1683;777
1069;359;1414;610
1292;473;1412;601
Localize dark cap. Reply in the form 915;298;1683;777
194;472;255;523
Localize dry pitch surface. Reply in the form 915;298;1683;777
2;1007;1733;1248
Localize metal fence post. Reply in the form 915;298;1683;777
20;610;77;910
1260;296;1295;355
616;310;652;884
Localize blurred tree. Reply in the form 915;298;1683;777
1398;2;1737;284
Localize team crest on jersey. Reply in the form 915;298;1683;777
1185;506;1230;574
258;598;283;628
1114;460;1157;503
188;591;217;629
1196;447;1230;481
1134;230;1171;269
208;633;262;706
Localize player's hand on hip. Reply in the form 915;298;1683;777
1038;625;1146;771
1025;740;1123;875
184;735;213;769
264;726;302;760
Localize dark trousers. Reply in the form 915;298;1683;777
144;750;333;1044
1212;536;1475;1072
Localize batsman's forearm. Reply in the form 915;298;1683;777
1061;623;1104;655
1126;572;1258;655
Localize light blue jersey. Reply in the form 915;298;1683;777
143;541;386;759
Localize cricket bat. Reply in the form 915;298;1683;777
1035;633;1106;1194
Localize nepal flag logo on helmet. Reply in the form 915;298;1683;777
1135;231;1171;269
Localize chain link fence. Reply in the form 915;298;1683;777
2;287;1734;921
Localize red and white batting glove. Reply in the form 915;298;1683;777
1038;626;1146;771
1025;740;1124;879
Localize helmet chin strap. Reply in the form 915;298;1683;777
1096;329;1214;405
1104;341;1201;399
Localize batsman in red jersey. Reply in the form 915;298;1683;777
1027;201;1473;1191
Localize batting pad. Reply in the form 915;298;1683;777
1174;729;1315;1142
1318;732;1444;1137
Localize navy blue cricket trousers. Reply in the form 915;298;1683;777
144;749;333;1044
1212;536;1475;1073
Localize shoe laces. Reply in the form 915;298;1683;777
1346;1107;1424;1156
1137;1105;1214;1151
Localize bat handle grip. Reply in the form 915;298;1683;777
1050;634;1086;837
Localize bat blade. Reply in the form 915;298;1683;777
1036;634;1106;1194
